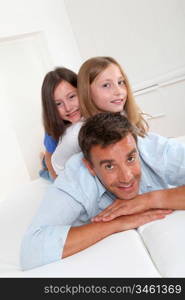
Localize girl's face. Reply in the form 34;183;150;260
53;80;81;123
90;63;127;113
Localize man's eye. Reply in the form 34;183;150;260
105;164;114;170
128;156;136;163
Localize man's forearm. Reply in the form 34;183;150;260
62;220;117;258
150;185;185;210
62;210;171;258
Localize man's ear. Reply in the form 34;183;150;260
82;158;96;176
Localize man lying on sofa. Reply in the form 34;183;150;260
21;112;185;270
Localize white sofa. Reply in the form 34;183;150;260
0;177;159;277
1;179;185;278
1;136;185;278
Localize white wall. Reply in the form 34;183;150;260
135;79;185;137
64;0;185;137
0;0;82;201
64;0;185;83
0;34;50;182
0;0;82;71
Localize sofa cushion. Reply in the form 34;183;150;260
138;210;185;277
0;178;50;275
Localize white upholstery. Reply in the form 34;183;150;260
10;231;161;278
138;210;185;277
0;178;50;276
0;178;160;278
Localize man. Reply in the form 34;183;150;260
21;112;185;270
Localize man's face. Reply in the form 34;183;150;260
83;134;141;200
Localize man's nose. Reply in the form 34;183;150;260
118;166;133;183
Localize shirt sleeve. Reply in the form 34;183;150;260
164;138;185;186
44;133;58;153
20;184;84;270
51;122;83;174
138;132;185;187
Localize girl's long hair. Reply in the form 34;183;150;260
78;56;148;137
42;67;77;140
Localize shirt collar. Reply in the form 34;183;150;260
139;159;153;194
94;176;107;199
94;176;116;202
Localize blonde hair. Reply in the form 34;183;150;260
78;56;148;137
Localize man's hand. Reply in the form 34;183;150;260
92;194;173;222
92;186;185;223
113;209;173;232
92;195;149;222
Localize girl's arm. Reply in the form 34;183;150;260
44;151;57;180
51;122;83;174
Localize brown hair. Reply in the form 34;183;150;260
79;112;138;163
78;56;148;137
42;67;77;141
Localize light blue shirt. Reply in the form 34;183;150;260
20;133;185;270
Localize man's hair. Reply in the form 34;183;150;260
78;112;139;162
